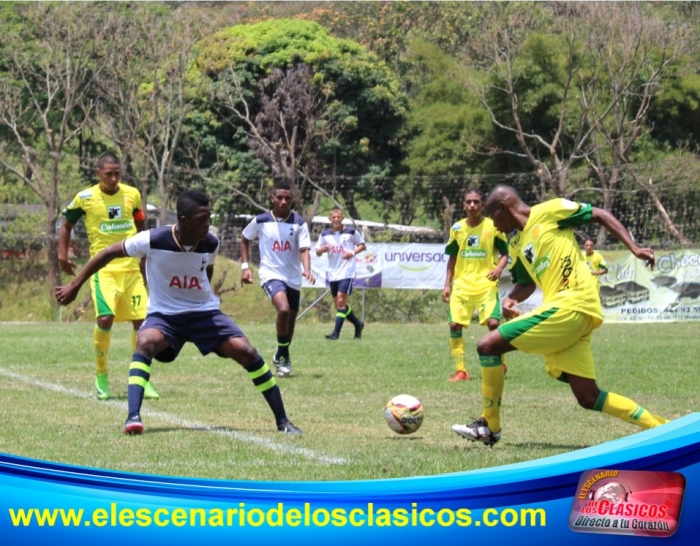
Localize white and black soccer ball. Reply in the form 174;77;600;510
384;394;424;435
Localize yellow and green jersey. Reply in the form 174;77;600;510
445;217;508;296
62;183;143;272
586;250;608;280
508;199;603;324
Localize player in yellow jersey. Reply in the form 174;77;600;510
58;153;159;401
442;188;509;381
583;239;608;290
452;184;669;446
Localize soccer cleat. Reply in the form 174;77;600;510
143;381;160;400
452;417;501;447
325;332;339;340
272;354;293;377
354;321;365;339
123;415;144;435
448;370;470;382
277;421;303;434
95;373;111;400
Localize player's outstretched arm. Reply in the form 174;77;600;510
55;242;127;305
592;208;655;269
57;220;77;275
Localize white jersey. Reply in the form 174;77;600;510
242;211;311;290
123;226;220;315
315;226;365;281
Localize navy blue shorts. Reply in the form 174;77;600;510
140;310;245;363
329;279;353;298
262;280;301;311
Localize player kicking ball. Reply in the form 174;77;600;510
56;190;301;435
452;185;669;446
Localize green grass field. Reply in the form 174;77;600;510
0;321;694;482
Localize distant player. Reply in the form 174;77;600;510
583;239;608;289
240;182;316;377
56;190;302;435
316;208;366;340
58;153;159;401
452;185;669;446
441;188;509;381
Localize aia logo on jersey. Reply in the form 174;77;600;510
169;276;202;290
108;206;122;219
329;245;345;254
272;240;292;252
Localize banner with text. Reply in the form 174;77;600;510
305;243;700;322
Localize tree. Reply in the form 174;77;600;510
188;18;407;221
0;3;112;315
91;4;204;222
462;3;693;244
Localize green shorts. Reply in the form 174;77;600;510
498;305;601;380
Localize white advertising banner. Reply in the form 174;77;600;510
305;242;700;323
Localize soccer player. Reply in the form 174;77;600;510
452;185;669;446
58;153;159;401
240;182;316;377
583;238;609;288
315;207;366;340
441;188;509;381
55;190;302;435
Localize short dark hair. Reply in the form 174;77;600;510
461;187;484;202
177;190;210;218
97;153;120;169
272;181;292;194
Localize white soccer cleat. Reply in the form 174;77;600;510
452;417;501;447
272;355;292;377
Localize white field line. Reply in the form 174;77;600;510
0;368;347;466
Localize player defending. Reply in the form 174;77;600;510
316;207;366;340
56;190;301;435
452;185;668;446
584;239;609;289
442;188;509;381
58;153;159;401
240;182;316;377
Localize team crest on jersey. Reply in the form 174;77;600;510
108;206;122;219
467;235;479;247
523;243;536;264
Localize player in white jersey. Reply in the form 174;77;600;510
241;182;316;377
56;190;302;435
315;207;366;340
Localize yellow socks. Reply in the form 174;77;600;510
449;333;466;372
595;390;669;429
94;326;111;375
480;355;505;433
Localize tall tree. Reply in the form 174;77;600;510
0;3;112;314
189;18;407;221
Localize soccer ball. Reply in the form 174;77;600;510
384;394;424;435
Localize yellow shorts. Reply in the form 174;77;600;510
448;287;501;327
497;305;601;380
89;269;147;322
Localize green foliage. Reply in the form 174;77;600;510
185;18;407;219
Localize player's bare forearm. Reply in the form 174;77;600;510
507;282;537;303
592;208;655;268
56;243;127;304
240;238;250;263
300;248;316;284
57;221;77;275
